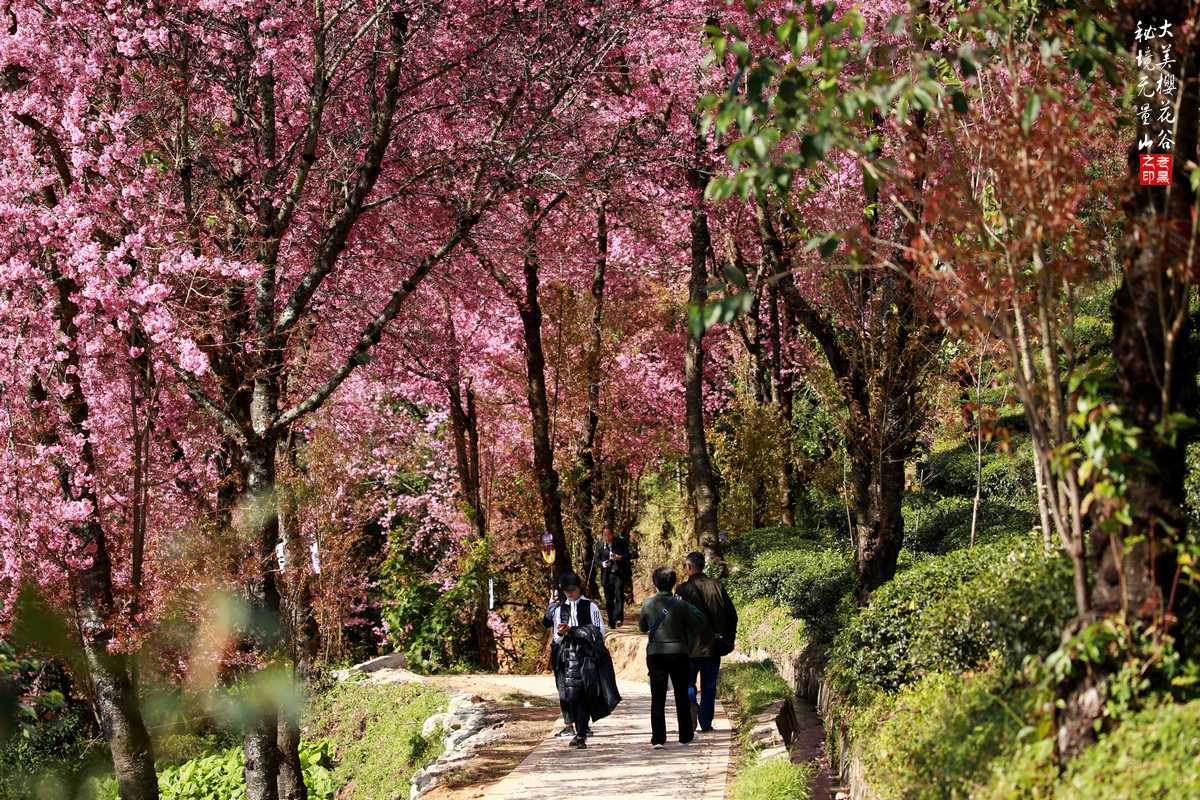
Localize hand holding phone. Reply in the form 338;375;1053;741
557;623;568;635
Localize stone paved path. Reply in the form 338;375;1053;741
471;674;732;800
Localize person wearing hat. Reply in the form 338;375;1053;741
542;571;604;746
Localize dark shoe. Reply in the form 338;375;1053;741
569;736;587;748
697;727;714;733
690;703;700;730
555;725;575;738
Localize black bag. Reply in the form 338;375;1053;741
712;591;738;657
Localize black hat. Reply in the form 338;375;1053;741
558;571;581;590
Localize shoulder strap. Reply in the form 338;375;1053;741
648;598;678;644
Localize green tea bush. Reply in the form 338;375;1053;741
848;670;1032;800
1058;698;1200;799
735;598;808;659
729;754;813;800
905;497;1036;555
980;698;1200;800
832;539;1074;697
87;740;334;800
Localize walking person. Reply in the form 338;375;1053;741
593;525;631;627
676;551;738;734
542;571;604;746
638;566;707;748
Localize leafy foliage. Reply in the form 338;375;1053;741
849;670;1033;800
87;740;334;800
831;540;1075;697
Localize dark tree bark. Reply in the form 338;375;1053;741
577;203;607;598
761;122;935;602
481;193;573;583
276;431;315;800
769;282;796;527
686;203;724;570
30;270;160;800
1058;6;1199;763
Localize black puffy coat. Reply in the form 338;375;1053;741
559;625;621;720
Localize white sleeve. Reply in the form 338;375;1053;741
591;601;606;636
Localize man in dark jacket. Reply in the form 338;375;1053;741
638;566;707;748
593;525;631;627
542;571;604;747
676;551;737;734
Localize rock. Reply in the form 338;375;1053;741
331;669;352;681
748;722;783;747
757;745;788;762
438;750;473;763
447;708;485;731
470;694;485;703
523;701;532;708
421;713;448;738
456;728;508;751
351;652;409;673
446;694;475;713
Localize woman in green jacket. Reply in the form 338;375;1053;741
638;566;708;747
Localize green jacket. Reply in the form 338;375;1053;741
638;591;707;656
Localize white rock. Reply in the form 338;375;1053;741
523;701;532;708
757;745;788;762
748;723;783;747
421;713;448;738
446;694;475;714
456;728;508;751
351;652;409;673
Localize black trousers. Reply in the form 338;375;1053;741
570;698;591;739
552;644;574;725
603;573;625;626
647;652;693;745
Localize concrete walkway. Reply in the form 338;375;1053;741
473;674;732;800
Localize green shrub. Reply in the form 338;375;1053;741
735;598;807;659
848;670;1032;800
86;739;334;800
832;539;1075;697
732;547;853;624
905;496;1036;555
729;754;814;800
724;526;823;569
1059;698;1200;799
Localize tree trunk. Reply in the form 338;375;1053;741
519;245;572;582
243;435;283;800
276;432;312;800
769;282;796;527
577;203;607;598
37;271;159;800
1058;8;1199;764
685;206;724;571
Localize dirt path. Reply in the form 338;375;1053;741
417;629;732;800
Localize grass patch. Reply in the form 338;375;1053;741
729;754;814;800
306;681;447;799
719;661;792;720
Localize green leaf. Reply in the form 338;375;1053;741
1021;93;1041;135
950;89;969;114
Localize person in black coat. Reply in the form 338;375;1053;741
542;571;605;748
593;525;631;627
